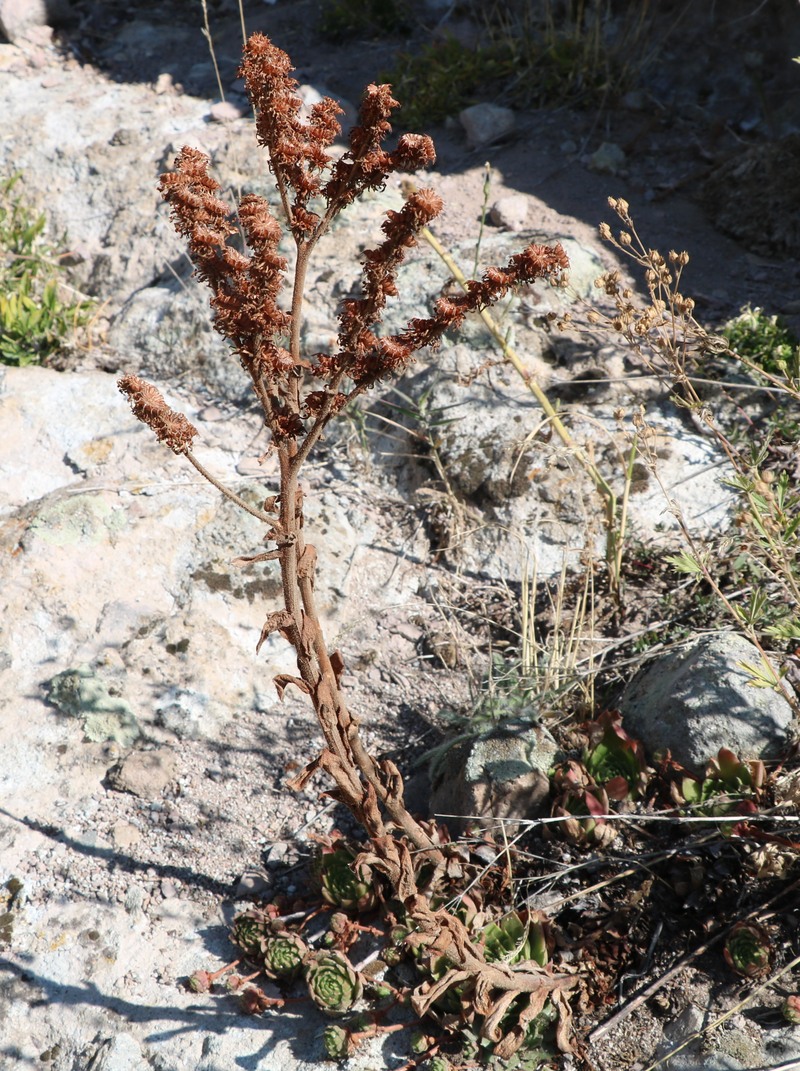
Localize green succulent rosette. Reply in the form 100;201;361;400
231;908;270;958
262;929;308;981
481;911;549;967
322;1023;353;1060
304;950;363;1016
318;845;376;911
724;921;771;978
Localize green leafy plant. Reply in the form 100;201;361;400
0;174;93;366
679;747;766;820
481;910;550;967
262;929;308;981
385;36;514;127
721;304;800;380
548;760;617;847
314;833;378;912
583;710;649;800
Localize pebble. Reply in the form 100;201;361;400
489;194;529;232
209;99;245;123
0;0;48;44
459;102;516;148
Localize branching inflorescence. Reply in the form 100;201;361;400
120;32;574;1063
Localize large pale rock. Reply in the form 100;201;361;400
0;365;422;811
429;721;558;832
619;632;795;771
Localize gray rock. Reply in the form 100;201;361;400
155;687;220;741
619;633;795;771
430;721;558;833
652;1004;800;1071
459;102;516;148
106;748;177;799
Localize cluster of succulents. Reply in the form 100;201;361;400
546;713;653;847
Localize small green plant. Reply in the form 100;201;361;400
723;920;772;978
318;0;411;43
678;747;767;820
0;174;93;366
583;710;649;800
384;37;514;127
721;304;800;380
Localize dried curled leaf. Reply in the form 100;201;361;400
256;610;295;654
273;674;311;700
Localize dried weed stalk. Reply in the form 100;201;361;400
119;33;575;1055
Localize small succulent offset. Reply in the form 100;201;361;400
723;921;772;978
481;911;550;968
322;1023;356;1060
681;748;767;818
231;907;272;959
782;995;800;1024
304;949;364;1016
262;929;308;981
315;836;377;912
583;711;649;801
549;761;617;848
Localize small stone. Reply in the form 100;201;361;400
153;72;174;94
0;0;48;43
106;748;178;799
209;100;245;123
459;103;516;148
589;141;627;175
489;194;529;232
112;821;141;849
235;868;271;898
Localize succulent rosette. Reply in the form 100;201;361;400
723;921;772;978
322;1023;355;1060
317;843;376;911
231;908;271;958
262;929;308;981
481;910;550;968
549;761;617;848
304;950;363;1016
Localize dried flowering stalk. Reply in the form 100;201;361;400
119;32;574;1051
